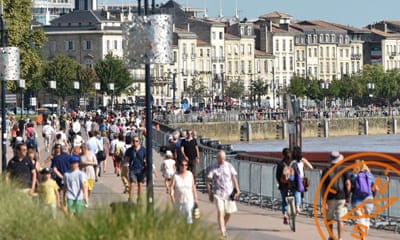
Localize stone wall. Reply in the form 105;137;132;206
173;117;400;143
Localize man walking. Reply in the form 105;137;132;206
125;135;146;203
206;150;240;239
321;151;351;240
6;143;36;194
181;130;200;177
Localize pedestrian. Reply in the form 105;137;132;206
125;135;146;203
170;159;198;224
38;167;60;219
120;135;131;193
321;151;351;240
276;148;293;224
42;122;55;152
290;146;313;214
161;150;176;194
181;130;200;178
80;143;97;198
206;150;240;239
101;131;110;174
6;143;37;195
350;160;376;240
110;133;120;175
51;144;71;203
63;156;88;217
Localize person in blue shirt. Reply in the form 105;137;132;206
350;160;375;240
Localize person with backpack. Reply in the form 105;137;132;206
290;146;313;214
321;151;352;240
276;148;293;225
125;135;146;203
26;128;40;160
350;160;375;240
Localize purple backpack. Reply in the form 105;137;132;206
354;172;372;197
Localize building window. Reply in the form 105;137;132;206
85;40;92;50
289;40;293;51
313;35;317;43
114;40;118;49
282;57;286;71
314;67;317;75
219;46;224;57
319;34;323;43
307;34;311;43
297;50;300;60
212;32;216;40
248;61;252;73
65;40;74;50
275;39;279;51
340;49;343;57
248;44;252;56
219;32;223;40
235;61;239;73
320;47;323;58
200;49;203;57
326;47;330;58
332;62;336;73
302;50;305;60
264;60;268;73
241;60;245;73
107;40;110;50
314;48;317;57
331;34;336;42
207;49;210;57
325;34;329;43
173;52;177;63
332;47;335;57
228;61;232;73
326;62;330;73
289;56;293;71
283;39;286;51
340;62;344;74
240;44;244;55
308;48;311;57
346;62;349;74
320;62;323;74
346;49;349;58
339;35;343;44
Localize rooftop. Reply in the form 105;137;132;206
259;11;292;20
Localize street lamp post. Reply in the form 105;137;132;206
321;82;329;110
18;79;25;119
49;80;56;113
167;70;177;108
108;83;114;111
94;82;100;110
73;80;79;110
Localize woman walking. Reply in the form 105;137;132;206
170;159;198;224
80;143;97;198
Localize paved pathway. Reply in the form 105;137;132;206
91;150;400;240
1;124;399;239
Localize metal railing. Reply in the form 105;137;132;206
154;109;400;124
152;127;400;233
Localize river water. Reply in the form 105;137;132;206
232;134;400;153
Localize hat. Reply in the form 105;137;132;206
329;151;344;164
69;156;81;163
166;150;173;158
40;167;52;174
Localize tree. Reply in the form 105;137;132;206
226;80;245;99
43;55;79;102
287;75;306;97
78;66;98;98
95;53;133;96
187;78;207;105
4;0;46;91
305;79;322;101
250;79;269;107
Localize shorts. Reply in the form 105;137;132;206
67;199;83;215
214;195;237;214
129;171;145;183
326;199;347;221
86;179;95;191
353;200;374;228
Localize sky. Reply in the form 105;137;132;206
99;0;400;27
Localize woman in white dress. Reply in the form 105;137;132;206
80;143;97;198
170;159;198;224
161;150;176;194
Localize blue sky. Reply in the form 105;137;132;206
100;0;400;27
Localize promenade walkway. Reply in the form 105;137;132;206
1;125;398;239
91;150;399;240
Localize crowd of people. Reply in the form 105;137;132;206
276;148;377;240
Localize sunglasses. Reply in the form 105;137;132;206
134;140;140;142
180;163;188;166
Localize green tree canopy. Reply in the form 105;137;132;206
251;79;269;107
43;55;79;101
4;0;46;91
287;75;306;97
95;53;133;95
226;80;245;99
78;66;98;97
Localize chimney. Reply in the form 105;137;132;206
384;22;388;33
106;11;110;20
187;23;190;32
173;23;176;32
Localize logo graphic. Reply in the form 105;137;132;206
313;152;400;240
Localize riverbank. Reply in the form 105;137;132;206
173;117;400;143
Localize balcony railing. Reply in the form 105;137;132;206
351;54;361;60
211;56;225;62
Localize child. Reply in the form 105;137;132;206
38;167;60;219
160;151;176;194
63;156;88;216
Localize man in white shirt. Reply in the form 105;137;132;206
85;117;92;137
42;122;55;152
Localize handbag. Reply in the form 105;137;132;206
193;203;200;219
96;150;106;161
303;176;310;190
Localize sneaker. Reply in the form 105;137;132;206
283;216;288;225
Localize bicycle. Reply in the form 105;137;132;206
285;189;296;232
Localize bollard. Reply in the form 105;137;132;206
393;119;397;134
324;119;329;138
358;121;363;135
364;119;369;135
240;124;246;141
282;122;288;140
